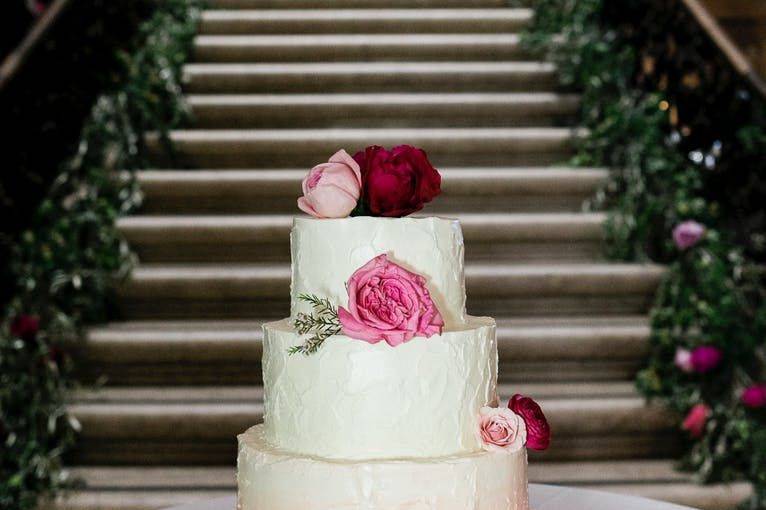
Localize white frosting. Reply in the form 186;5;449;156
290;216;466;328
262;317;498;460
238;424;529;510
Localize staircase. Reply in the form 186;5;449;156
59;1;752;509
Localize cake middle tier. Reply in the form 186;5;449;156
290;216;466;328
262;317;498;460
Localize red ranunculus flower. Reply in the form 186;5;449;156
508;394;551;451
353;145;441;217
10;314;40;342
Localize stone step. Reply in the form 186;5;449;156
207;0;510;8
67;383;679;465
57;464;751;510
135;167;607;214
193;33;529;62
116;262;664;319
118;212;605;263
80;316;649;385
199;9;533;35
148;127;582;167
183;62;559;93
186;93;580;128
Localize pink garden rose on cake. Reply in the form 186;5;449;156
297;145;441;218
338;254;444;347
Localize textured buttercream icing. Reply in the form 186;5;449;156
290;216;466;328
238;424;529;510
263;317;498;460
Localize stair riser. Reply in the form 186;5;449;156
188;100;578;128
193;39;529;63
69;435;681;466
148;136;576;168
184;67;559;94
116;295;655;321
208;0;509;8
139;194;595;214
127;241;602;264
199;15;531;35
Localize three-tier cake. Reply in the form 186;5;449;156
236;146;548;510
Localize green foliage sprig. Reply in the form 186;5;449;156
290;294;342;356
0;2;201;508
519;0;766;506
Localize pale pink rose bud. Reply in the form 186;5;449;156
297;149;361;218
477;406;527;452
672;220;705;250
674;348;694;373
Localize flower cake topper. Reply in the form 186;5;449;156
289;254;443;355
297;145;442;218
478;394;551;453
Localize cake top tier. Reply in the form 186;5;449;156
290;216;466;328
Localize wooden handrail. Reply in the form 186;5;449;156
0;0;72;93
681;0;766;98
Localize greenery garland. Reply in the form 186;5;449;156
0;1;201;508
519;0;766;507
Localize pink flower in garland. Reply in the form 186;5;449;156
672;220;705;250
508;394;551;451
478;406;527;452
741;384;766;409
674;347;694;373
690;346;723;373
338;254;444;347
682;403;711;438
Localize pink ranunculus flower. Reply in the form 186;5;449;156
741;384;766;409
682;403;710;438
478;407;527;452
508;394;550;451
297;149;362;218
674;347;694;373
338;254;444;347
690;345;723;373
672;220;705;250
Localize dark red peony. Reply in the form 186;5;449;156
508;394;551;451
353;145;441;217
10;314;40;342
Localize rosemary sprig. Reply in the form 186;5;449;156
289;294;342;356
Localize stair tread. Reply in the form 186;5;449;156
200;8;534;21
184;61;556;74
196;33;523;44
187;92;580;106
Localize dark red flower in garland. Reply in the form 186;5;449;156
353;145;441;217
10;314;40;342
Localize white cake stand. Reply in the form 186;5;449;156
164;484;697;510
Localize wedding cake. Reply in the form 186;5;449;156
237;146;550;510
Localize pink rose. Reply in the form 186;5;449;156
297;149;361;218
338;254;444;347
682;403;710;438
674;347;694;373
673;220;705;250
508;394;550;451
690;346;723;373
741;384;766;409
478;407;527;452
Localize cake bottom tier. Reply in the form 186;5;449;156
237;425;529;510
